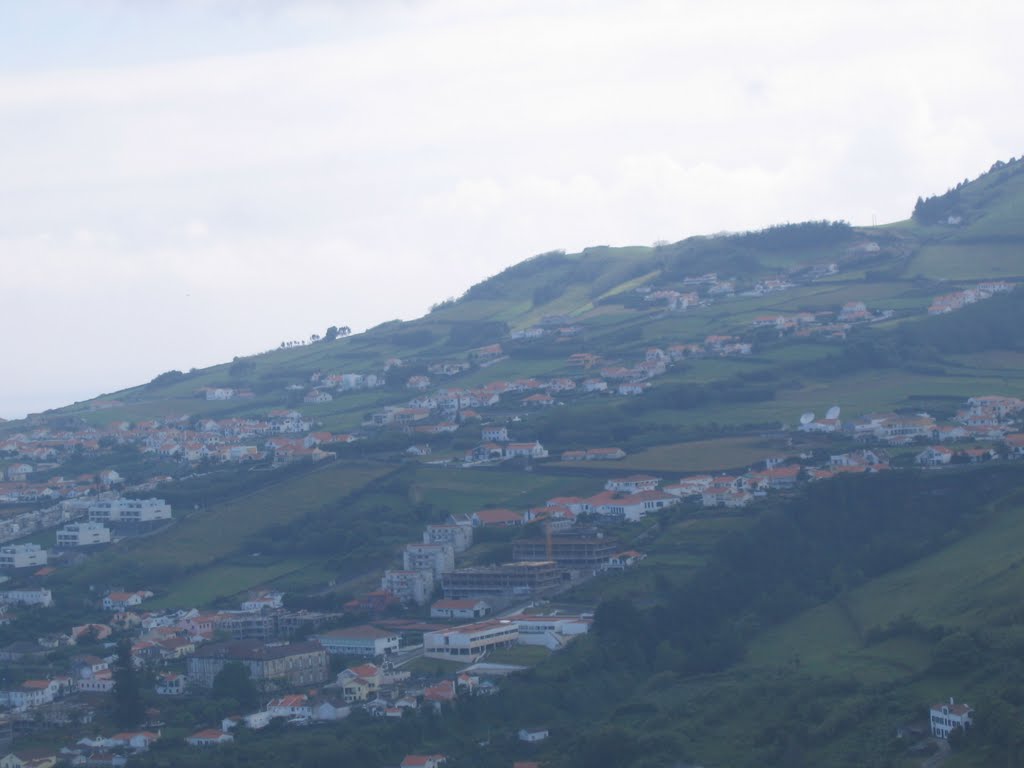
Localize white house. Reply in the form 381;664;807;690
518;727;550;743
155;672;187;695
504;441;549;459
916;446;954;466
481;426;509;442
605;475;661;494
186;729;234;746
930;699;973;739
430;599;491;620
266;694;312;720
102;591;153;611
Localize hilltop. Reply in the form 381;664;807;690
0;156;1023;767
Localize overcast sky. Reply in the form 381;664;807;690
1;0;1021;420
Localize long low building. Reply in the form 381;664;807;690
441;561;563;599
423;619;519;660
312;625;400;657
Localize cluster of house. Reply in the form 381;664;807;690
302;368;390;403
0;410;360;505
637;272;739;312
927;281;1013;315
798;395;1024;450
750;301;892;341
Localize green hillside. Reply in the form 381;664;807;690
4;156;1024;768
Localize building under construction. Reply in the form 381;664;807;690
512;530;619;569
441;561;563;599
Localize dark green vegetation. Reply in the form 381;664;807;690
4;156;1024;766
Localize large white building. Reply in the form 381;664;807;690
423;619;519;660
0;588;53;607
88;498;172;524
313;626;400;657
382;569;435;606
403;543;455;579
423;524;473;553
57;522;112;548
0;544;47;570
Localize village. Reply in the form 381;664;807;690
0;267;1018;766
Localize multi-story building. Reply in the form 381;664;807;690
512;532;619;569
423;524;473;553
56;522;112;548
88;498;171;524
403;543;455;579
441;561;563;599
312;626;399;657
188;640;328;688
423;620;519;660
382;569;434;606
0;544;47;570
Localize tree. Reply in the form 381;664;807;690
324;326;339;341
112;639;143;728
212;662;259;710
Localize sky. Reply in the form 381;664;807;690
1;0;1022;420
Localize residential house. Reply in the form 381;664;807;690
605;475;660;494
430;599;491;620
472;509;524;527
102;591;153;611
267;694;312;720
916;446;954;466
930;699;973;739
505;441;549;459
518;727;550;743
185;730;234;747
155;673;186;695
0;749;58;768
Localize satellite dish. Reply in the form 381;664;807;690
800;412;815;425
826;405;841;420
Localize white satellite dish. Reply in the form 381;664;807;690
799;412;815;425
826;405;841;420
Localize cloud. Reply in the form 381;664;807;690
1;0;1023;417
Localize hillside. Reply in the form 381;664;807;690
1;156;1024;767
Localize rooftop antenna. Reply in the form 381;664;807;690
799;412;815;425
826;405;841;420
